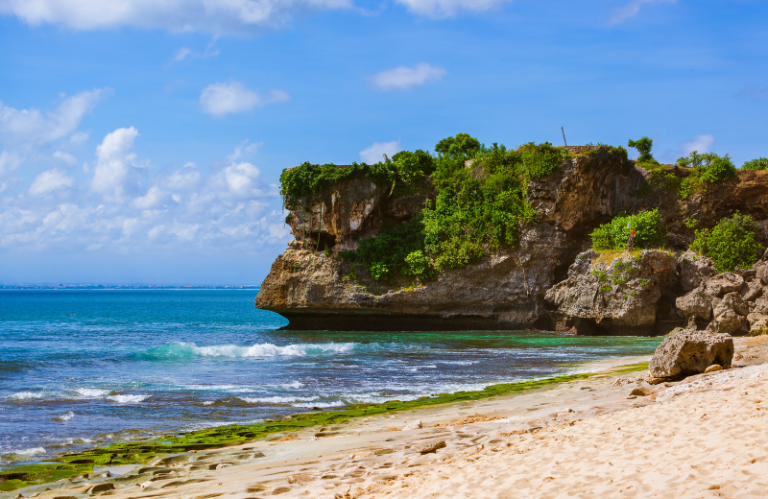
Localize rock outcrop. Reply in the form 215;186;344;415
648;330;734;381
257;148;646;330
675;264;767;335
544;250;677;335
257;148;768;332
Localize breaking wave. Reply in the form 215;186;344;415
141;341;357;360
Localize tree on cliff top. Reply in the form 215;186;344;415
627;137;658;166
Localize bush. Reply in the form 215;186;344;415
590;209;665;250
628;137;657;165
349;214;426;283
435;133;481;158
690;213;764;272
742;157;768;171
700;154;736;182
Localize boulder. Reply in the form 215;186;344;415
675;287;712;323
740;279;764;302
754;260;768;285
649;330;734;380
544;250;678;335
704;272;744;298
707;292;750;335
678;250;717;293
747;313;768;336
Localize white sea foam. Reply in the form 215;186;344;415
293;401;345;408
108;394;149;404
7;391;44;400
10;447;46;456
146;341;356;360
53;411;75;422
75;388;110;398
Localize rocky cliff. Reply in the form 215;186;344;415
256;147;768;333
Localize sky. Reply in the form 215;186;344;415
0;0;766;285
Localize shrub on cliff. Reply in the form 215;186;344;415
742;157;768;171
590;209;665;251
628;137;658;166
346;215;426;283
690;213;763;272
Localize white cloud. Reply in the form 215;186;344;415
92;127;143;202
680;134;715;156
70;131;89;146
173;47;192;61
360;140;402;164
0;89;105;192
0;133;287;257
371;63;446;91
29;168;73;195
0;0;353;33
395;0;511;18
610;0;676;25
0;89;105;148
53;150;78;166
172;35;220;63
200;82;289;117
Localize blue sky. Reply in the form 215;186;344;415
0;0;766;284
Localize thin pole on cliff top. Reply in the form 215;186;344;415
561;127;568;147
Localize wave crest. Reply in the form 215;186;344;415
142;341;356;360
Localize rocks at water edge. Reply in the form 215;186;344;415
648;330;734;382
544;249;677;335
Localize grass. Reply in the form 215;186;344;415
0;361;651;492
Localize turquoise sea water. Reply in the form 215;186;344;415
0;290;661;463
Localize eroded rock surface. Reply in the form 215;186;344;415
544;250;677;335
648;330;734;381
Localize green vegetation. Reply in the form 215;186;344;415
685;218;698;229
600;285;612;293
632;147;736;199
742;157;768;171
336;136;572;281
421;141;564;270
590;209;665;251
628;137;658;166
690;213;764;272
1;367;656;492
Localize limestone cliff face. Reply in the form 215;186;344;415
257;148;644;330
544;250;678;335
256;153;768;332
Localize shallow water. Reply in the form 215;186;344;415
0;290;661;462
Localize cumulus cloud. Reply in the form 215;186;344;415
360;140;402;164
200;82;289;117
29;168;74;195
371;63;446;91
0;89;106;192
91;127;144;202
0;127;289;256
395;0;511;18
0;89;105;148
610;0;676;25
680;134;715;156
0;0;353;33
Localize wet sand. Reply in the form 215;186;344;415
9;337;768;499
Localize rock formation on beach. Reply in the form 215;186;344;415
256;139;768;333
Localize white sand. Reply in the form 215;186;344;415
14;338;768;499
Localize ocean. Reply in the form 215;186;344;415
0;290;661;463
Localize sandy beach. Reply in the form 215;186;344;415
8;337;768;499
